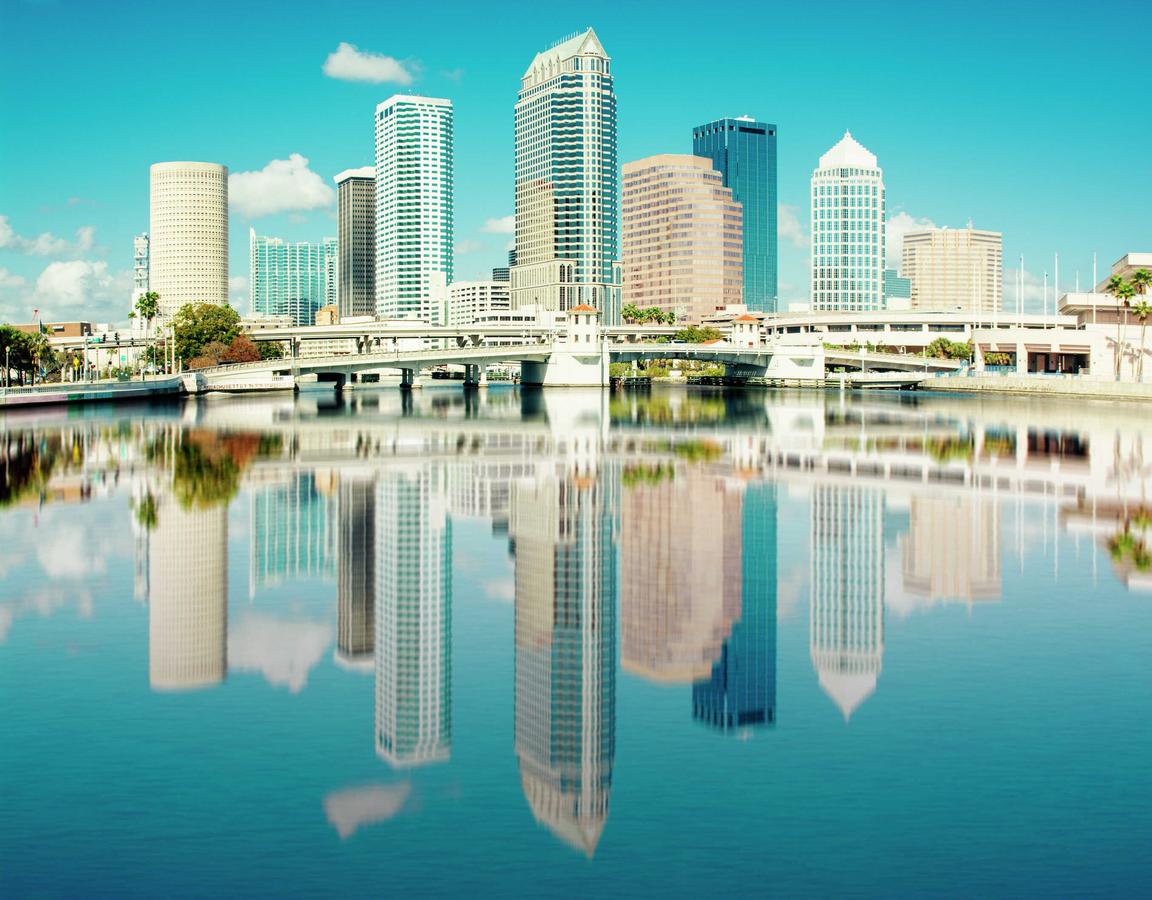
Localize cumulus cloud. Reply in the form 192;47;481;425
322;42;415;85
778;204;807;249
885;211;936;268
324;783;411;839
454;239;484;255
481;215;515;235
229;154;335;219
229;275;248;307
228;613;334;693
483;578;514;603
0;215;96;257
0;267;26;289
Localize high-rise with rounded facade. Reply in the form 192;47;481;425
149;161;229;319
810;133;885;312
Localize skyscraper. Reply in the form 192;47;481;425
149;161;229;319
334;167;376;320
621;155;743;322
809;484;885;720
512;465;617;857
692;482;777;733
692;116;778;312
901;226;1003;314
132;233;149;299
810;132;886;312
375;95;453;323
375;466;452;767
249;229;337;326
511;29;619;323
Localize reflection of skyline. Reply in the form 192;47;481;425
148;494;227;691
512;465;617;857
375;466;452;767
337;470;376;667
621;468;742;683
810;484;885;721
902;494;1001;605
249;471;336;596
693;482;778;734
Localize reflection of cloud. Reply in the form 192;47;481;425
776;563;806;621
0;607;12;642
324;783;411;839
36;524;109;580
483;578;514;602
228;614;333;693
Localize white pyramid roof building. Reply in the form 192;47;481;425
819;131;878;169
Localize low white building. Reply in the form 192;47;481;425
449;281;511;327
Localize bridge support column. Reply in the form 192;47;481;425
521;342;609;387
463;364;488;389
400;368;424;390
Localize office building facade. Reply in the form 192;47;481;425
149;161;229;319
375;95;453;323
249;229;337;326
448;280;511;326
901;226;1003;314
621;154;743;322
512;29;619;323
692;117;778;312
334;167;376;320
810;132;886;312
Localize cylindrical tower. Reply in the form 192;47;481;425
149;161;229;319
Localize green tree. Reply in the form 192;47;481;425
673;325;723;343
1106;275;1134;380
1132;269;1152;380
621;303;641;324
258;340;284;360
172;303;242;365
129;291;162;376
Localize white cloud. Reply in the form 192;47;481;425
0;257;132;324
322;42;415;85
885;211;936;268
0;214;96;257
778;204;807;249
324;783;411;839
481;215;515;235
228;614;333;693
483;578;515;603
229;275;248;308
229;154;335;219
454;239;484;255
0;267;25;289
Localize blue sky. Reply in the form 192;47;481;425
1;0;1149;324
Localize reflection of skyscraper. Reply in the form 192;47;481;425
337;471;376;667
512;467;617;857
621;468;742;682
810;484;885;720
375;466;451;766
249;472;336;595
902;495;1000;604
693;482;777;732
148;495;227;690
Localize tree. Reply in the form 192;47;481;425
1106;275;1134;380
673;325;723;343
1132;298;1152;382
221;335;261;364
172;303;242;365
129;291;162;375
258;341;284;360
621;304;641;324
1132;269;1152;380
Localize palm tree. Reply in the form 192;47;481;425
621;304;640;325
1106;275;1133;380
1132;298;1152;382
28;332;49;385
130;291;161;376
1132;269;1152;380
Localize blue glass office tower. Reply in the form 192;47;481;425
692;482;777;732
692;118;778;312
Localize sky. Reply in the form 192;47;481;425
1;0;1149;325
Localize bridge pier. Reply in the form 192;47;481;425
463;364;488;389
400;368;424;390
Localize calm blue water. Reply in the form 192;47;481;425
2;387;1150;897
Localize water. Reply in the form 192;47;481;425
2;386;1150;897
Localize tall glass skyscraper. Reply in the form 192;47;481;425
375;95;453;324
249;228;336;325
810;131;886;312
692;117;778;312
512;29;619;323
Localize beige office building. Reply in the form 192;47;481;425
901;226;1002;314
149;161;229;319
621;154;743;322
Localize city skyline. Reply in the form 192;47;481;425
2;1;1148;325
